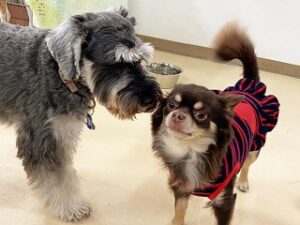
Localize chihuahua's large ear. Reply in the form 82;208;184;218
219;93;245;110
46;17;86;81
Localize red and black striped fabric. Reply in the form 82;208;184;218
192;78;280;200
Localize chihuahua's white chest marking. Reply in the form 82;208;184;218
161;132;215;160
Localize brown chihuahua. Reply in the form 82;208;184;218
151;23;279;225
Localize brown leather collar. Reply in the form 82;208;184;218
58;70;78;92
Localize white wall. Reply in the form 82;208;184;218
128;0;300;65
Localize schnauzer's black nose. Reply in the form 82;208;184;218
141;96;155;107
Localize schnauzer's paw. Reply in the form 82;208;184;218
236;180;249;192
56;201;92;222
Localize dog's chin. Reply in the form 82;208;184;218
105;104;154;120
105;97;160;120
106;106;136;120
166;127;194;139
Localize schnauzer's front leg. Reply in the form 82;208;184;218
33;164;91;222
16;117;91;222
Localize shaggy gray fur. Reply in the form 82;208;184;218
0;8;161;222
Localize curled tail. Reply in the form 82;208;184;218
214;23;259;82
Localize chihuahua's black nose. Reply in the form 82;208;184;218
172;111;186;122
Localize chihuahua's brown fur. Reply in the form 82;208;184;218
152;24;264;225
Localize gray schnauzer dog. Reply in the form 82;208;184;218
0;8;162;222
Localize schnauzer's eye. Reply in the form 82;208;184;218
167;101;177;111
122;40;135;48
194;110;208;121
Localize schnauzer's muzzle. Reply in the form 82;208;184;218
110;77;162;119
140;89;162;113
92;63;162;119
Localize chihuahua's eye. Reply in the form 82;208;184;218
167;101;177;111
194;110;208;121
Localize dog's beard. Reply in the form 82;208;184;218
104;81;162;120
106;93;141;119
88;63;162;119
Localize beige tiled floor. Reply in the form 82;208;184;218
0;50;299;225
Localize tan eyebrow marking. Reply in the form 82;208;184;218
194;101;203;109
174;94;182;102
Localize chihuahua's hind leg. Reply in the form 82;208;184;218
212;178;236;225
236;151;259;192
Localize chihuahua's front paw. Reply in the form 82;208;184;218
172;217;184;225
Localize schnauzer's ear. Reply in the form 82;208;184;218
46;18;86;81
219;93;245;110
107;7;136;26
